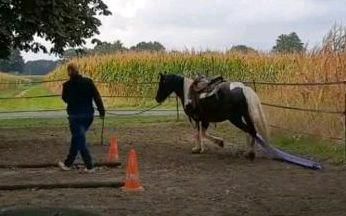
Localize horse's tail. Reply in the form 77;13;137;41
242;86;270;142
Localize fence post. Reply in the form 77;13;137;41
252;79;257;92
344;92;346;161
176;96;179;121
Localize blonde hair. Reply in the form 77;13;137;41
67;63;79;73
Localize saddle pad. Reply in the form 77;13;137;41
199;87;219;99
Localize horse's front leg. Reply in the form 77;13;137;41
202;130;224;148
192;121;207;153
191;132;201;153
200;121;224;148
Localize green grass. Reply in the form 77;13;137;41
0;86;27;97
0;73;177;111
272;134;344;164
0;84;64;111
0;74;65;111
213;122;345;164
21;75;45;81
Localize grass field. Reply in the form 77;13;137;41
0;84;64;111
0;82;177;111
0;74;173;111
0;75;64;112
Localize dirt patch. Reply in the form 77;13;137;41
0;121;346;216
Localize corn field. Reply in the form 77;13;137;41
0;72;30;90
46;52;346;141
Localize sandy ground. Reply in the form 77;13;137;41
0;121;346;216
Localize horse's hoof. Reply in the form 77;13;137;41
217;140;224;148
192;147;201;154
199;147;208;153
245;152;256;161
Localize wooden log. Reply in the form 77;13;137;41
0;162;121;169
0;181;124;191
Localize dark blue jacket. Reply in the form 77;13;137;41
62;75;105;117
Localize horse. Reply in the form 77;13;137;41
155;73;270;160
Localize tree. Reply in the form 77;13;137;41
62;40;127;59
130;41;165;52
0;50;24;73
92;40;128;54
227;45;257;54
0;0;111;59
321;23;346;53
272;32;305;53
62;48;89;60
23;60;58;75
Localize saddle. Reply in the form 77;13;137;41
191;75;225;93
187;75;225;118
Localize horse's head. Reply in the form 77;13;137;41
155;73;183;103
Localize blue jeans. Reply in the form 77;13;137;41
64;116;93;169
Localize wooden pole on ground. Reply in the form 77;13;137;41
0;181;124;191
0;162;121;169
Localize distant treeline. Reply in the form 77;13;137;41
24;60;59;75
63;40;166;59
0;40;167;75
0;51;59;75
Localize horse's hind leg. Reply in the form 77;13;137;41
201;122;224;148
242;111;258;160
229;114;257;160
246;135;256;159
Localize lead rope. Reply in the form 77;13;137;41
106;103;162;116
100;117;105;146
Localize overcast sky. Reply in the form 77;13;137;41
22;0;346;61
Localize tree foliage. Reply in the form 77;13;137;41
62;40;166;59
130;41;165;52
92;40;128;54
23;60;58;75
272;32;305;53
62;40;128;59
0;0;111;59
0;50;24;73
227;45;257;54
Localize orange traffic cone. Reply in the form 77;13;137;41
122;149;144;192
107;136;119;162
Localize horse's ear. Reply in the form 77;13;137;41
158;73;163;81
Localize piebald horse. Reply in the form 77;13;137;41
155;73;269;159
